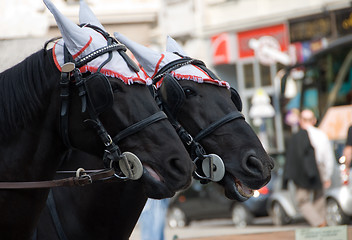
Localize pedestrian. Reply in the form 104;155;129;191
139;198;170;240
343;125;352;172
284;109;335;227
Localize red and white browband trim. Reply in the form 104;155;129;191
151;55;230;89
52;40;152;85
79;66;151;85
171;71;230;88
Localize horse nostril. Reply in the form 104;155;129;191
244;156;264;177
169;158;187;176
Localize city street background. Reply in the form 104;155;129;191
131;217;352;240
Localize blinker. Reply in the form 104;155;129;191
84;72;114;115
159;74;185;117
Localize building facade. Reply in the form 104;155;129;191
0;0;159;72
158;0;352;154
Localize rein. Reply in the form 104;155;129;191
152;57;244;183
0;169;115;189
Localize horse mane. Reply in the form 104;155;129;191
0;48;58;140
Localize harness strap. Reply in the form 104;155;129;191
46;190;69;240
0;169;115;189
97;38;114;72
153;58;205;84
113;111;168;142
194;111;244;142
60;45;74;148
79;23;139;72
75;43;126;68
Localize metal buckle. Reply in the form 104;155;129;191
75;168;93;185
193;154;225;182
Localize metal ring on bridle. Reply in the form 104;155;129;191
193;154;225;182
110;159;129;180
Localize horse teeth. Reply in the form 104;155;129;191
235;179;254;198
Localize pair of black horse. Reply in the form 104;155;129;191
0;0;274;239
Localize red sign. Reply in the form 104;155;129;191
211;33;231;65
238;24;289;59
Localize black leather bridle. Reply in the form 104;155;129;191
59;25;168;180
152;56;244;183
33;26;169;240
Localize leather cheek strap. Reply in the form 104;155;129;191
194;111;245;142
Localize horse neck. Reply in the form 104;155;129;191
0;49;64;181
36;180;147;240
0;49;66;240
37;151;148;240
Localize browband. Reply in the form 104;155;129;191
75;43;126;68
153;58;205;84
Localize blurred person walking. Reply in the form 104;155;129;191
284;109;335;227
343;125;352;172
139;198;170;240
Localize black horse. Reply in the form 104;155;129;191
35;2;273;239
35;35;274;240
0;1;193;239
116;33;274;201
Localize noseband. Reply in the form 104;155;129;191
152;56;244;183
60;25;167;181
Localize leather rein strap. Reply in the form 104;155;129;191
0;169;115;189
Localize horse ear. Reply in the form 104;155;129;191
79;0;105;31
43;0;91;56
114;32;162;77
166;36;188;56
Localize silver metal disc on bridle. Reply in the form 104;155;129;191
201;154;225;182
119;152;143;180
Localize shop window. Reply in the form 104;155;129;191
214;64;237;88
248;93;278;152
244;63;254;88
260;64;271;86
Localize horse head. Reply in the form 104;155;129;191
114;33;274;201
44;0;193;199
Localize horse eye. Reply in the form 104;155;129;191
183;87;196;98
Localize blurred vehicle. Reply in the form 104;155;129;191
266;170;304;226
325;155;352;226
167;174;276;228
267;144;343;226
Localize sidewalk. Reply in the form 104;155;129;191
131;218;352;240
179;226;352;240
